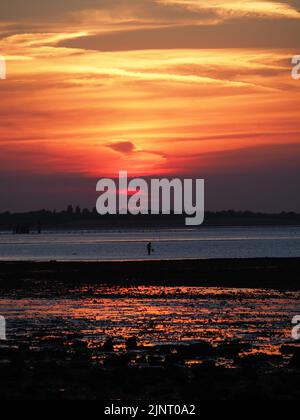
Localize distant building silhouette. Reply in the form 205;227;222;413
67;205;74;215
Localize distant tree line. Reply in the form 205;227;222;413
0;206;299;233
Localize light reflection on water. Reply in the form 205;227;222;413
0;286;299;354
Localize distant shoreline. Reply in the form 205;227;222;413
1;224;300;234
1;258;300;291
1;210;300;232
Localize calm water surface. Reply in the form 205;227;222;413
0;226;299;260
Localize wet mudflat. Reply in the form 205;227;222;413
1;284;300;400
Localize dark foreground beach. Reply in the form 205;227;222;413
1;257;300;291
0;258;300;400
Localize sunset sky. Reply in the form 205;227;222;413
0;0;300;212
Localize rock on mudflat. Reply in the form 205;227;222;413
126;337;138;351
102;338;114;352
176;342;215;357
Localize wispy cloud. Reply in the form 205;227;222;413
158;0;300;19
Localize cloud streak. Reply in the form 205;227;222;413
158;0;300;19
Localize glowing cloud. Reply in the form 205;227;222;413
158;0;300;19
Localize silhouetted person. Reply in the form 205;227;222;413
147;242;153;256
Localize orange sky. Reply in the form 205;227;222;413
0;0;300;211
